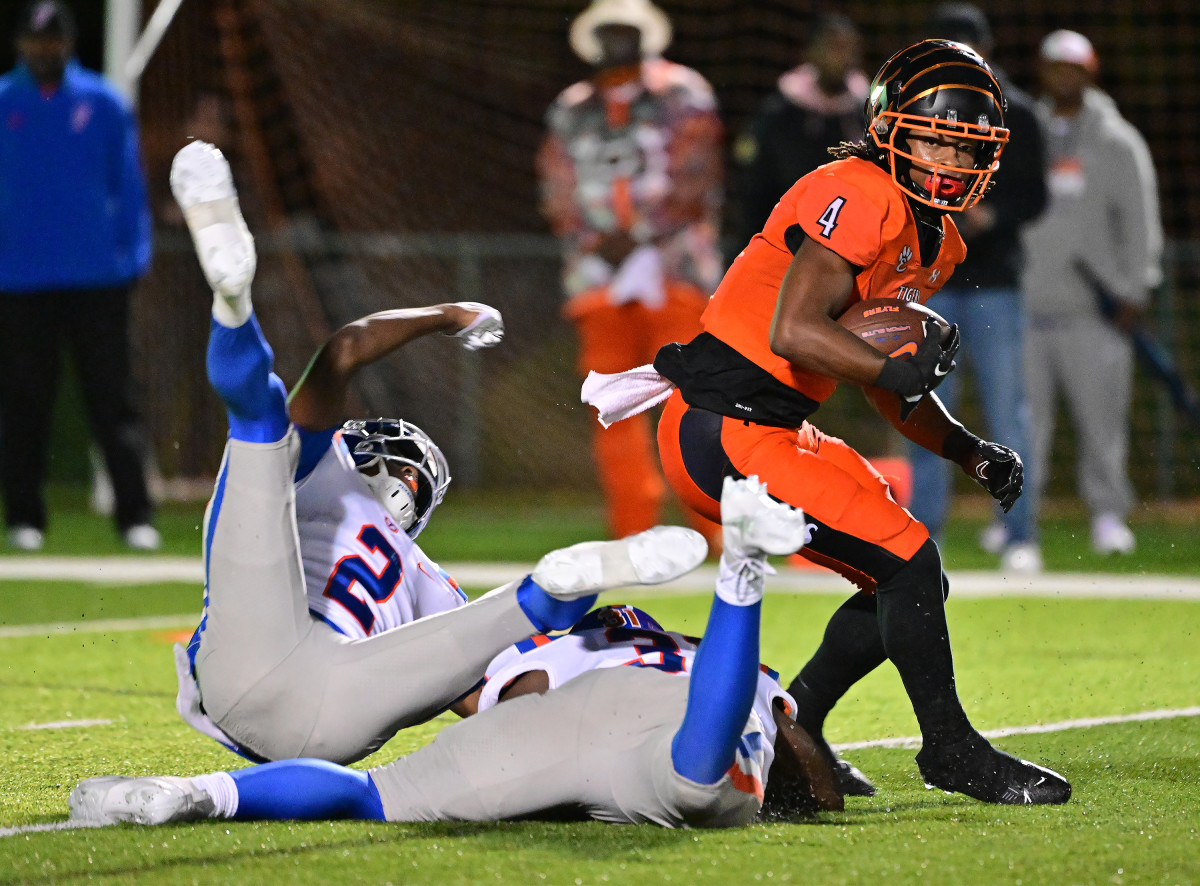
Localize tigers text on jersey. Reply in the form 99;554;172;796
479;612;796;802
702;156;966;404
294;432;466;639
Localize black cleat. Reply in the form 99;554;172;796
832;757;877;798
916;732;1071;805
809;733;875;797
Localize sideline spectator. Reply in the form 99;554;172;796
0;0;158;550
907;3;1047;573
732;14;867;255
537;0;723;547
1021;30;1163;555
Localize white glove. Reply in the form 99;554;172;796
451;302;504;351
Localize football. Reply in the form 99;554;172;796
836;298;950;359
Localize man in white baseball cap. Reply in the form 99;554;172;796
1038;28;1099;76
1020;28;1163;557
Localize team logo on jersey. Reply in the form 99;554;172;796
71;101;93;134
896;245;913;272
897;285;922;302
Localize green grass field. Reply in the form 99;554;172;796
1;493;1198;884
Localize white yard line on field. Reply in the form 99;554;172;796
0;556;1198;599
0;614;195;639
2;705;1198;839
19;719;114;730
833;706;1200;752
0;820;107;838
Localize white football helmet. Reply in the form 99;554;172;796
342;418;451;539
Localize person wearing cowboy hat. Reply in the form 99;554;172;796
537;0;724;549
1019;30;1163;557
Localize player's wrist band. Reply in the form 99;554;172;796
942;426;983;464
875;357;925;398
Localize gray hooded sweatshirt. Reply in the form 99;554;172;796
1021;87;1162;320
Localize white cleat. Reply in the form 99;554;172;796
978;521;1008;554
1000;541;1043;575
1092;513;1135;555
123;524;162;552
532;526;707;599
69;775;214;827
7;525;44;551
721;475;811;558
68;776;131;825
170;141;256;308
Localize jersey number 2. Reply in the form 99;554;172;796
816;196;846;239
322;525;402;634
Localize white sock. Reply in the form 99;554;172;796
191;771;238;819
715;551;773;606
211;289;252;328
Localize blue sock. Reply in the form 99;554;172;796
230;760;385;821
207;315;290;443
670;597;761;784
515;576;597;632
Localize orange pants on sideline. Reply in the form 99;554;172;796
657;390;928;590
568;283;720;548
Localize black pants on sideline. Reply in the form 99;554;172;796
0;286;153;533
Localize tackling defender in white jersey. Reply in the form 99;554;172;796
166;141;707;766
71;476;844;829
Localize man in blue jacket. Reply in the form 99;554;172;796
0;1;157;551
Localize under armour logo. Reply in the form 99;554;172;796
896;245;912;272
929;269;941;283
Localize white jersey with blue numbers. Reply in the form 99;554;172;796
477;605;796;802
295;432;467;639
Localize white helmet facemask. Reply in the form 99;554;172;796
342;418;451;539
356;455;419;532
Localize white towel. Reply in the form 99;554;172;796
581;364;676;428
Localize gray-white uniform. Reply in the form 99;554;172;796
1020;87;1163;520
175;430;545;765
369;616;794;828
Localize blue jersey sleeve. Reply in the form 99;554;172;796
295;426;336;481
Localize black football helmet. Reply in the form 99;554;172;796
864;39;1009;211
342;418;450;539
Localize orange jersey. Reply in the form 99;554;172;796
702;157;966;403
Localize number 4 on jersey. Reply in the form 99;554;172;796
817;196;847;239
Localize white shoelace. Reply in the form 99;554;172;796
715;552;775;606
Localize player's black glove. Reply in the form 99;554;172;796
943;428;1024;512
873;321;960;422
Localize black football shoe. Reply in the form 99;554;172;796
916;732;1071;805
810;736;875;797
831;756;877;797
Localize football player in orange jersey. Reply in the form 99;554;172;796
647;40;1071;805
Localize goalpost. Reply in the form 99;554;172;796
104;0;188;104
